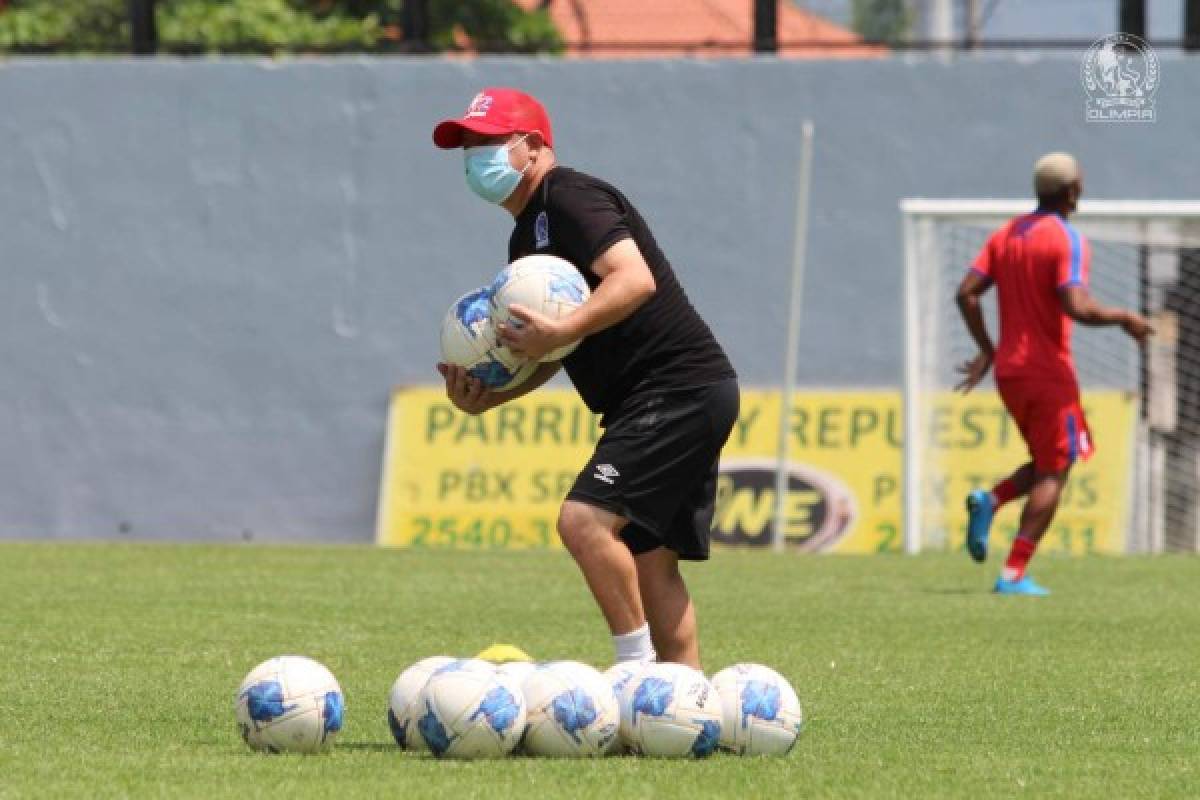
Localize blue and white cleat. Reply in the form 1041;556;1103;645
965;489;994;563
993;575;1050;596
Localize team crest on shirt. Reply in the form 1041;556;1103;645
534;211;550;249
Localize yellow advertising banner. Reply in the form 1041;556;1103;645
376;387;1135;554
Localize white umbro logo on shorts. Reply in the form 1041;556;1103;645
593;464;619;484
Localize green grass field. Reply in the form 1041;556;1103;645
1;543;1196;799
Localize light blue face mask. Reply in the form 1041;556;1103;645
463;135;529;204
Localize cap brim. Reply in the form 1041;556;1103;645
432;118;517;149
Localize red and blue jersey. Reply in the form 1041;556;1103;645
971;211;1091;384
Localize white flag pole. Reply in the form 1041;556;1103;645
773;121;815;553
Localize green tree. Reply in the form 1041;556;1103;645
425;0;560;53
0;0;561;54
158;0;379;53
0;0;129;52
287;1;560;52
851;0;910;44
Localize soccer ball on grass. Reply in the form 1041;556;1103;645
387;655;455;750
617;662;722;758
235;655;344;754
417;661;526;758
520;661;620;757
711;663;804;756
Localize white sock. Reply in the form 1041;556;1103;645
613;623;656;663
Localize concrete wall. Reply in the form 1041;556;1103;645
2;55;1198;541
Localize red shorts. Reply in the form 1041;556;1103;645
996;377;1094;474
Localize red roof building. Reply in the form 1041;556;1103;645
513;0;884;58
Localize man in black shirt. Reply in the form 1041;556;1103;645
433;88;738;669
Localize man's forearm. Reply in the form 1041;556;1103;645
485;361;560;410
1071;299;1131;327
957;296;995;356
560;268;654;340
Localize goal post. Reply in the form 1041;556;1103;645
901;199;1200;555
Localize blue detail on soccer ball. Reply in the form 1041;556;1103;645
418;702;452;757
387;708;407;747
240;680;296;723
455;289;491;336
467;358;515;389
434;659;468;675
551;688;597;744
610;670;634;694
547;275;585;304
488;267;511;298
631;676;673;723
470;686;521;734
322;691;344;739
740;680;782;728
691;719;721;757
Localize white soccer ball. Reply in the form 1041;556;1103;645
440;287;537;391
436;657;498;677
495;660;538;687
520;662;620;757
537;659;593;673
604;661;645;697
711;663;804;756
387;656;455;750
234;655;344;754
417;662;525;759
618;663;722;758
488;254;591;362
605;661;647;752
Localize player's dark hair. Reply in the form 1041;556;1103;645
1036;186;1074;210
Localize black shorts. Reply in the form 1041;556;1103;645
565;377;739;561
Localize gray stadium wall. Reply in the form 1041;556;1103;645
2;55;1198;542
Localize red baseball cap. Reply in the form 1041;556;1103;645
432;87;554;149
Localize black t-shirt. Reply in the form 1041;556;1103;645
508;166;735;418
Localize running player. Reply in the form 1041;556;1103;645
954;152;1153;595
431;88;738;665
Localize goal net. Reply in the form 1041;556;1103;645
901;200;1200;555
